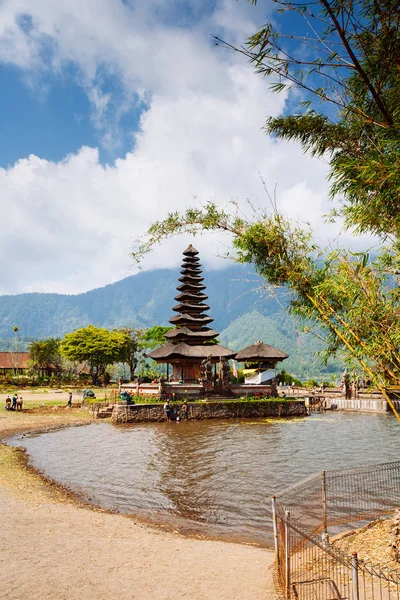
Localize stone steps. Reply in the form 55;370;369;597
96;406;114;419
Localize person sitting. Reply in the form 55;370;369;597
16;397;23;411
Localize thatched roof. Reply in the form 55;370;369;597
164;327;218;340
148;342;236;361
157;244;224;351
235;340;288;362
174;292;208;302
169;313;213;325
178;275;204;283
180;266;202;274
183;244;199;256
177;282;206;291
172;302;210;313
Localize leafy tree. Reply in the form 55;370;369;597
28;338;63;377
215;0;400;238
60;325;127;385
117;326;173;380
119;327;144;380
140;325;173;350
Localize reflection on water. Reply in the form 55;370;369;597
10;412;400;546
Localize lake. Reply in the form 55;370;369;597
9;412;400;546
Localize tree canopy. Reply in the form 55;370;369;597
60;325;127;384
118;327;144;380
215;0;400;238
140;325;173;350
28;338;63;376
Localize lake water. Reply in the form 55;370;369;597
9;412;400;546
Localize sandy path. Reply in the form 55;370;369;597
0;410;276;600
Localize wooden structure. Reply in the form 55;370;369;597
0;352;30;375
235;340;288;384
148;245;235;385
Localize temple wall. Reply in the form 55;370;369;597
121;383;274;400
111;399;306;423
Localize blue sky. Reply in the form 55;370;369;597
0;0;352;296
0;63;98;166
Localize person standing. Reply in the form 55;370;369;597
163;399;171;422
11;394;17;411
67;392;73;407
181;401;189;421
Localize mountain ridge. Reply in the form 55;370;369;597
0;265;341;379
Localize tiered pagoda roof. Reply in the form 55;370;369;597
148;245;235;361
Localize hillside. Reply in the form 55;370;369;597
0;265;342;380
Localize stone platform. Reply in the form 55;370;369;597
111;399;306;423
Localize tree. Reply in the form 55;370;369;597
12;325;19;374
140;325;173;350
215;0;400;238
117;326;173;380
28;338;63;377
119;327;144;380
60;325;127;385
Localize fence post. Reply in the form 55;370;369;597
351;552;360;600
322;470;328;538
285;510;291;599
271;496;280;568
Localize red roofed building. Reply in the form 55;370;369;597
0;352;31;374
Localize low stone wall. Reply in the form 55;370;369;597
326;397;388;412
121;383;275;400
296;387;390;413
111;399;306;423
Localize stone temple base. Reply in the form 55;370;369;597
111;399;306;423
121;382;274;401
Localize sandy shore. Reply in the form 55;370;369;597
0;409;275;600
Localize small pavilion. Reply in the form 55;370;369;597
148;245;236;384
235;340;288;384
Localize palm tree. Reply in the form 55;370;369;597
13;326;19;374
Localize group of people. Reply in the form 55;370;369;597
4;394;23;411
163;399;189;422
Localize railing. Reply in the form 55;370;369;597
272;461;400;599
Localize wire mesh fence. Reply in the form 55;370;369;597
272;461;400;599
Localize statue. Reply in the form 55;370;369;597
341;369;351;399
200;356;213;391
220;357;231;393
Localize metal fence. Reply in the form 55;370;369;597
272;461;400;599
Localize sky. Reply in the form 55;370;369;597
0;0;367;296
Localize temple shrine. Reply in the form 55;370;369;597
148;245;236;387
122;244;289;400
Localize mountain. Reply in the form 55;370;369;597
0;265;342;379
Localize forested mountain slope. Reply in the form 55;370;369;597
0;265;341;379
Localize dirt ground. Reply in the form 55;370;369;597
0;408;275;600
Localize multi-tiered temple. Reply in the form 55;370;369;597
148;245;235;382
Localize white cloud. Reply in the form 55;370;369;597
0;0;369;295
